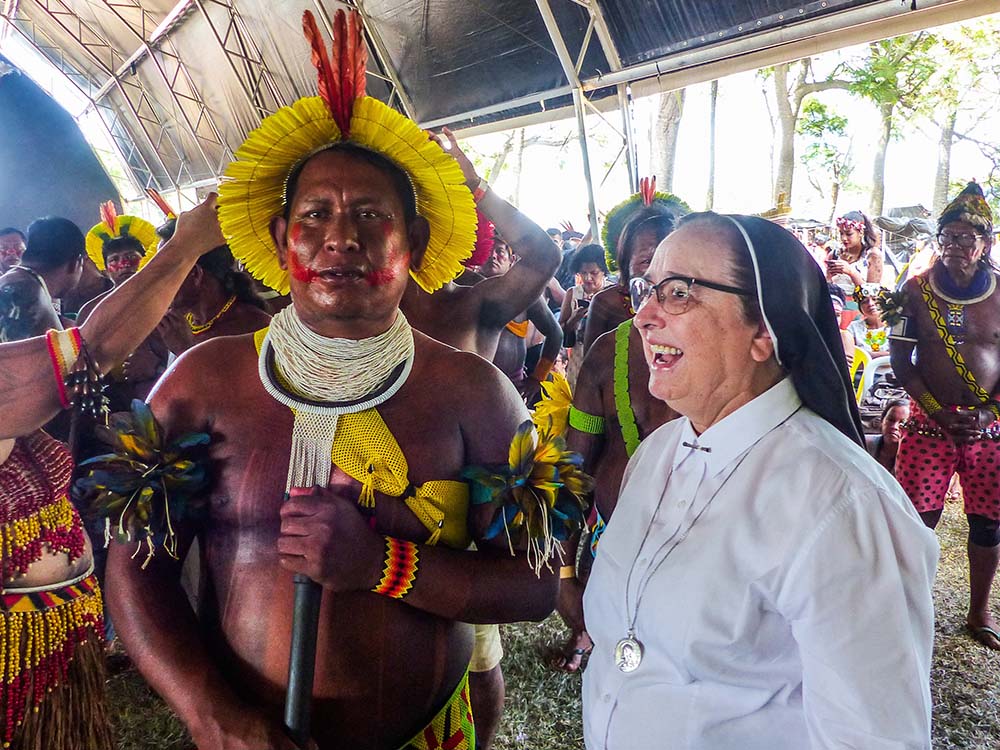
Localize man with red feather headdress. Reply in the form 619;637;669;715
104;10;577;750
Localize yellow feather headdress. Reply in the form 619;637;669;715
85;200;159;272
217;9;476;295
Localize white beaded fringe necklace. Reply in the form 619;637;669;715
258;304;415;492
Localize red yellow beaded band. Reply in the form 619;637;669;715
372;536;419;599
44;328;82;409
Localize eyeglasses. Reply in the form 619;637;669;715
629;275;754;315
937;231;982;248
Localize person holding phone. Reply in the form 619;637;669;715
825;211;883;326
559;243;609;387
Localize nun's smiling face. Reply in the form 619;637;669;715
634;221;778;433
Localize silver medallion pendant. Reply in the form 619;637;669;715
614;634;644;673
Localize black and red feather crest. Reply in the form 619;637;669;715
302;9;367;138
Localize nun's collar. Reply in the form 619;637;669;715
673;377;800;476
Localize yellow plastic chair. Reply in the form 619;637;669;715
849;348;871;405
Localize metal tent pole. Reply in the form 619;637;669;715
535;0;598;238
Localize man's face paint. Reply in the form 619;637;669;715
105;250;143;284
365;246;409;287
286;238;319;283
279;150;417;332
0;234;25;272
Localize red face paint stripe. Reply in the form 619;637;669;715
287;251;318;283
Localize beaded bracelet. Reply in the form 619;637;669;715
917;392;943;416
45;328;82;409
371;536;419;600
472;178;489;203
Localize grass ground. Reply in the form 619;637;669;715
109;497;998;749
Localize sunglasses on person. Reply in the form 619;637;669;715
629;275;754;315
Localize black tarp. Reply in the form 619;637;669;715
603;0;884;65
373;0;887;128
370;0;611;126
0;62;118;233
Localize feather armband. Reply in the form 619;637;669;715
462;420;592;576
72;399;211;568
876;288;906;327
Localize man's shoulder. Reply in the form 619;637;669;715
77;290;113;322
582;326;617;365
170;332;258;379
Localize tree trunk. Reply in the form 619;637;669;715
706;79;718;209
932;108;958;216
869;102;893;217
772;63;796;206
650;88;686;192
829;181;841;225
484;131;516;183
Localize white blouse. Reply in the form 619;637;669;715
583;378;938;749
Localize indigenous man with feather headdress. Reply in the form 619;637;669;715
102;11;580;750
889;181;1000;651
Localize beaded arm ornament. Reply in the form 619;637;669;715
73;399;211;567
463;420;592;576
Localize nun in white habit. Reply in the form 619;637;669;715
582;212;938;750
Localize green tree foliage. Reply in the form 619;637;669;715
796;99;854;223
843;34;937;216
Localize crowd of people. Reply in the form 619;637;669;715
1;9;999;750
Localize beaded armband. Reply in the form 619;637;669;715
917;392;943;416
371;536;418;599
464;420;592;576
73;400;210;567
568;405;605;434
44;328;82;409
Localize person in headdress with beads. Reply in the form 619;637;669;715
888;180;1000;650
144;191;272;355
76;202;175;411
581;178;688;353
544;189;682;672
0;196;225;749
103;11;576;750
0;214;112;750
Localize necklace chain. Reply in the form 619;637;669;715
622;448;753;634
622;409;800;636
186;295;237;335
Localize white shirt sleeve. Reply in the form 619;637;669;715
776;487;938;750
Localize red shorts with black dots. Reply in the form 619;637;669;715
895;400;1000;521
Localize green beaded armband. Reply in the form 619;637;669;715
568;405;605;435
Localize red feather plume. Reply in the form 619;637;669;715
302;9;367;138
302;11;339;129
99;201;118;232
639;176;656;207
467;210;495;267
145;188;176;219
